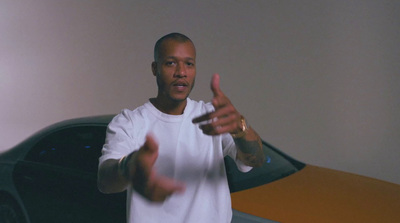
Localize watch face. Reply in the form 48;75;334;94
231;117;247;138
240;117;247;131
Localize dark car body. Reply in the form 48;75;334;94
0;116;126;223
1;115;399;223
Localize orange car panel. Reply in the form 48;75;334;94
231;165;400;222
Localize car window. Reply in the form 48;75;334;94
24;126;107;173
225;141;305;193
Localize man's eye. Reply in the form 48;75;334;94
165;61;175;66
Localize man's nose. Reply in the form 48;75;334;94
175;62;187;77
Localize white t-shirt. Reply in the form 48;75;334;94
99;98;251;223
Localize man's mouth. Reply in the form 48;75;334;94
173;81;189;91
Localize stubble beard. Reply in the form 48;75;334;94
156;76;196;103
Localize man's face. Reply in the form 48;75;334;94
152;39;196;103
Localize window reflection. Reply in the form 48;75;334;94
25;126;107;173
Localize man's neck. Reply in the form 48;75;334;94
150;98;187;115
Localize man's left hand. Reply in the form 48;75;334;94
192;73;242;136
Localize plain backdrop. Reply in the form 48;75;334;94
1;1;399;184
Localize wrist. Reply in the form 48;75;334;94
118;155;130;180
231;116;248;139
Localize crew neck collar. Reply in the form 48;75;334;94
145;98;193;122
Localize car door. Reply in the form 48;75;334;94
13;125;126;223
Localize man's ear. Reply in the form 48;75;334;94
151;62;157;76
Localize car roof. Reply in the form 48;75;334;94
23;114;116;142
0;115;116;160
48;114;115;127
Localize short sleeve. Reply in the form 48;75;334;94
99;109;139;165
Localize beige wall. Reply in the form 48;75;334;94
1;1;399;184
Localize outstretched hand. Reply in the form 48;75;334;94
192;74;243;135
127;134;185;202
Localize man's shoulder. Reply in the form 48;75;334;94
187;98;214;112
116;106;144;118
188;98;212;107
110;102;151;123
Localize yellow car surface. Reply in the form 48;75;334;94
230;162;400;222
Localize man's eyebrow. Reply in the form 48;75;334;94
164;56;195;61
184;56;195;60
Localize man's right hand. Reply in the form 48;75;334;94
126;134;186;202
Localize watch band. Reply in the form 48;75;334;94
118;155;129;179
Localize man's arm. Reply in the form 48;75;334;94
232;126;264;167
192;74;265;167
97;135;185;201
97;158;131;193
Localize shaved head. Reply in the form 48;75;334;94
154;33;195;62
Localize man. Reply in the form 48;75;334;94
98;33;265;223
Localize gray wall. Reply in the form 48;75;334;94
1;1;399;184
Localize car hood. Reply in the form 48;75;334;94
231;165;400;223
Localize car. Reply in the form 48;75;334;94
0;115;399;223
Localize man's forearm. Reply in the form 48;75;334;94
97;159;130;194
234;127;265;167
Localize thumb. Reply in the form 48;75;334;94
211;73;223;97
143;134;159;166
144;134;158;153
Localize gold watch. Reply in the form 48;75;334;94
231;116;248;138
